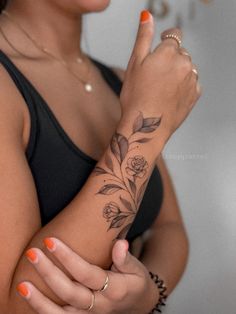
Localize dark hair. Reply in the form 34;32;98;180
0;0;8;13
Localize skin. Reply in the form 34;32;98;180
0;1;200;313
18;70;190;314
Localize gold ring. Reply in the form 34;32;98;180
161;33;182;48
97;274;109;292
85;290;95;311
192;68;199;80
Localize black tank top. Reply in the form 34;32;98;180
0;49;163;243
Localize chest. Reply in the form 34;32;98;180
15;56;122;161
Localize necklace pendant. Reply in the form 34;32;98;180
85;83;93;93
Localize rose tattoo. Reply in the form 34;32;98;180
93;111;161;239
126;155;148;178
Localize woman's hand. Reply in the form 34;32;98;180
17;238;159;314
120;10;201;144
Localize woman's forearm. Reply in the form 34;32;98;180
140;222;189;295
8;110;166;312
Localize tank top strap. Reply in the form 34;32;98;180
0;49;38;161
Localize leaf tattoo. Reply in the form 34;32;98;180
133;111;144;133
133;111;162;133
137;178;149;206
109;215;128;229
94;166;108;176
94;111;162;237
110;132;129;164
135;137;152;143
97;184;124;195
128;178;137;196
119;195;134;213
116;223;132;240
105;154;114;172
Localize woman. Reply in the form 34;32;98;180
0;0;200;313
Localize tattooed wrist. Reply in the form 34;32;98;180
93;111;162;240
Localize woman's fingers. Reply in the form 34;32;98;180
16;281;65;314
43;237;108;291
25;248;93;310
43;238;136;303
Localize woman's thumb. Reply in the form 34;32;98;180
112;239;141;274
128;10;154;66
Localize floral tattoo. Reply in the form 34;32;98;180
93;111;161;239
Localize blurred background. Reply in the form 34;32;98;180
82;1;236;313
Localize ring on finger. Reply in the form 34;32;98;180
96;273;109;292
192;68;199;80
85;290;95;311
161;33;182;48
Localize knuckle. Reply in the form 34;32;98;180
179;59;192;73
77;270;92;285
63;286;78;304
162;44;177;56
39;266;53;281
58;249;71;265
176;59;192;77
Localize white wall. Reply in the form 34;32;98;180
83;1;236;313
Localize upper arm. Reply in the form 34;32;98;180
0;65;41;306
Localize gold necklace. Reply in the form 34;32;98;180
1;9;93;93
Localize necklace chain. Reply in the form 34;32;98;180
1;9;93;93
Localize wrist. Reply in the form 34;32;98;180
118;110;167;155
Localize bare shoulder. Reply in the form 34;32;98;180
111;66;126;82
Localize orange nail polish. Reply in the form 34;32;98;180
25;248;38;264
43;237;56;251
17;282;30;299
140;10;150;23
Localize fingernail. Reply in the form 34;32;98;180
43;237;56;252
25;248;38;264
140;10;150;23
16;282;31;299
